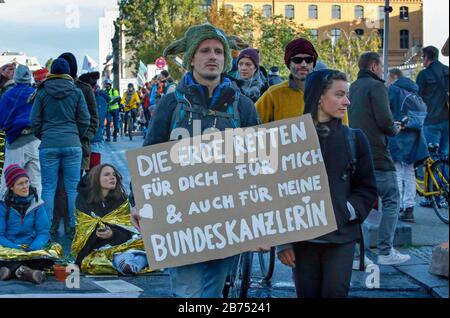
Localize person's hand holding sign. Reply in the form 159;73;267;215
130;207;141;231
278;248;296;268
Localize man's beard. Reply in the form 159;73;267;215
291;71;307;81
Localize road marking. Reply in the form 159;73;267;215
93;280;143;293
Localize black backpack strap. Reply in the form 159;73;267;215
358;225;365;271
341;126;357;181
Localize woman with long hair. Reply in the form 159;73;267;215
277;69;377;298
71;163;149;275
0;164;62;284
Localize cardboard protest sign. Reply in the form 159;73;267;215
126;114;337;270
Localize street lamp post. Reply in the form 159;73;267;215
383;0;392;80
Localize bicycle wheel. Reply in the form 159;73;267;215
226;252;253;298
429;158;449;224
258;247;275;284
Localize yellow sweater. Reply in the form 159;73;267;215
256;79;348;124
121;92;140;112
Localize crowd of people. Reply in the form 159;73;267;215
0;22;448;299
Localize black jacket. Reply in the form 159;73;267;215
315;120;377;243
416;60;449;125
349;70;397;171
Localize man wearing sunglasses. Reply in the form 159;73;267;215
256;38;318;123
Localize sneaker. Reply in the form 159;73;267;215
377;248;411;265
419;198;433;208
113;137;117;142
105;138;111;142
352;256;374;270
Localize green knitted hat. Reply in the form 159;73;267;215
163;23;248;73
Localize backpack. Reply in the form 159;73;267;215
170;89;241;132
398;88;427;131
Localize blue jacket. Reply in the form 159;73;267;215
30;78;91;148
92;90;109;143
416;60;449;125
143;72;260;146
0;199;50;251
0;83;35;144
388;77;429;164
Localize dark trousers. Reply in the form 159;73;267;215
106;109;120;139
292;241;355;298
143;107;151;128
0;259;54;276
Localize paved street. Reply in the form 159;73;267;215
0;133;447;298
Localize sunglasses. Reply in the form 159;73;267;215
290;56;315;64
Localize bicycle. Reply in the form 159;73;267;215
124;109;137;141
222;247;276;298
415;143;449;224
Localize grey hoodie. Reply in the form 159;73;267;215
30;78;90;148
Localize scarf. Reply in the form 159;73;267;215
9;192;35;215
182;72;233;108
237;71;266;101
125;89;134;106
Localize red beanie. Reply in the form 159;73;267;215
33;68;49;82
4;164;29;189
284;38;318;68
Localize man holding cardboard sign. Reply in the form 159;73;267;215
132;23;261;298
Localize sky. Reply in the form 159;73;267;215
1;0;448;69
0;0;117;69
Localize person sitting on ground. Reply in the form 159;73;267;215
0;164;62;284
71;163;149;275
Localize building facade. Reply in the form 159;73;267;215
217;0;423;67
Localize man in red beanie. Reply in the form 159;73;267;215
256;38;318;123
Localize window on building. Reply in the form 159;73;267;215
224;4;233;11
331;28;341;46
378;29;384;48
310;29;318;39
355;29;364;37
285;4;294;19
332;5;341;19
355;5;364;19
262;4;272;18
400;29;409;49
378;6;385;21
243;4;253;16
400;6;409;20
309;5;318;19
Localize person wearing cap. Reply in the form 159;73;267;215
233;48;268;102
0;65;42;197
120;83;140;140
0;164;63;284
277;70;377;298
255;38;317;123
30;58;91;240
256;38;348;124
267;66;284;86
136;23;260;298
32;68;49;88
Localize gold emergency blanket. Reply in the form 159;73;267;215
71;200;151;275
0;241;63;261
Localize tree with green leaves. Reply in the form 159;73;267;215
118;0;206;78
